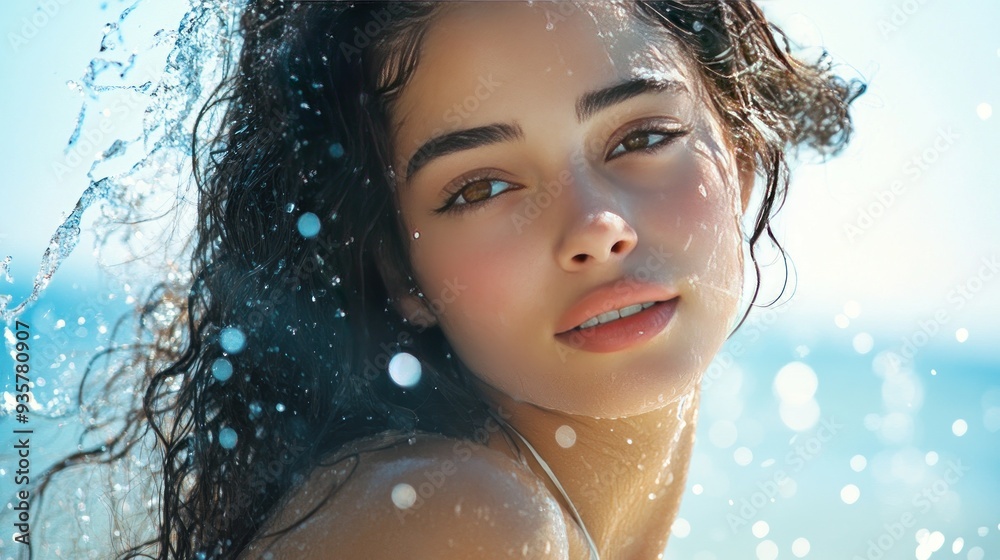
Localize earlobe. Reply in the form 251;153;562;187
394;292;439;329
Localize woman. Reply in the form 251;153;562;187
30;1;862;558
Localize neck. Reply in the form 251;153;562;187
474;379;700;559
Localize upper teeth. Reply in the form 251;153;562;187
576;301;657;330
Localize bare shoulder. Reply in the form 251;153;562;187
241;432;571;559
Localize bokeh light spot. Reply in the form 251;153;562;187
671;517;691;538
952;419;968;436
391;483;417;509
219;326;246;354
297;212;321;238
840;484;860;504
555;425;577;448
792;537;810;557
211;358;233;382
218;427;238;449
388;352;422;388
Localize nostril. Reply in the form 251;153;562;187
611;240;628;253
573;254;588;263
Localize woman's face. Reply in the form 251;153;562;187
389;1;752;418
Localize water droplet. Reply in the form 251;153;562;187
391;483;417;509
925;451;939;465
329;142;345;158
733;446;753;466
331;275;341;286
412;231;420;239
671;517;691;538
840;483;860;504
692;21;704;32
211;358;233;382
976;102;992;120
334;308;346;318
752;520;769;538
297;212;321;238
791;537;810;557
756;540;778;560
219;327;246;354
284;203;296;213
955;327;969;342
852;332;874;354
952;418;967;436
218;427;238;449
555;425;576;448
773;362;818;404
275;403;286;412
388;352;421;387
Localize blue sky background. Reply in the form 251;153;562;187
0;1;998;558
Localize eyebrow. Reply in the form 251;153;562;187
404;77;687;181
406;123;523;180
576;77;688;122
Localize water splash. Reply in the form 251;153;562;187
1;0;242;325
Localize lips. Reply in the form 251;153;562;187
554;296;679;353
554;280;680;335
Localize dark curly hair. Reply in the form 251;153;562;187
24;1;863;558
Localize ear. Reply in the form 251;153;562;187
393;291;439;329
374;248;439;329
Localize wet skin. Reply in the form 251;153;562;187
385;2;754;557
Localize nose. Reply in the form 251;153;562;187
556;173;638;271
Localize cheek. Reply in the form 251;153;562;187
409;228;540;332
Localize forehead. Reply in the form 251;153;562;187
390;1;699;150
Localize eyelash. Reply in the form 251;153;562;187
434;125;689;215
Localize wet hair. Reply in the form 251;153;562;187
28;1;863;558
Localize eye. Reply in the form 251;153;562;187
606;127;687;160
436;177;520;215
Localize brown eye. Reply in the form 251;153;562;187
623;132;653;151
440;178;519;214
607;128;683;159
462;179;494;204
